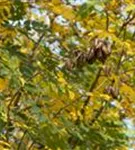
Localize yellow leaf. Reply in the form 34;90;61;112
19;77;25;86
14;122;28;129
111;74;119;87
0;78;8;91
20;48;27;54
57;71;64;78
126;4;135;12
49;4;75;21
52;22;70;36
0;140;10;149
121;83;135;101
14;131;24;139
52;0;61;4
58;77;67;84
106;109;119;118
57;71;67;85
69;90;75;100
70;111;77;120
108;27;116;33
86;92;93;96
88;32;95;38
123;40;135;55
100;94;111;101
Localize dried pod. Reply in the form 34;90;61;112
96;48;104;59
111;87;119;99
87;48;95;60
103;66;111;76
104;85;119;99
102;42;111;55
65;59;74;70
64;38;112;69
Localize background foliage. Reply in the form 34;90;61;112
0;0;135;149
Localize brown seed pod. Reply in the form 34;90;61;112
104;85;119;99
65;59;74;70
64;38;112;69
87;48;95;60
103;66;111;76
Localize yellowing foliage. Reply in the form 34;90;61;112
52;5;75;21
0;78;8;91
68;90;75;100
0;140;10;150
99;94;111;101
121;83;135;102
0;0;135;149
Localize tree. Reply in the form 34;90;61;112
0;0;135;149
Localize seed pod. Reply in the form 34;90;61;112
96;48;104;59
65;38;112;69
87;48;95;60
111;87;119;99
102;42;111;55
103;66;111;76
65;59;74;70
104;85;119;99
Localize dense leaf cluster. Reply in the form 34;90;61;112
0;0;135;149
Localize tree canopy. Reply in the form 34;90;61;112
0;0;135;149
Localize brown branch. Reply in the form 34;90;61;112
122;67;135;74
89;101;107;125
115;49;125;74
68;64;106;147
88;46;127;126
6;31;45;131
52;95;83;119
29;32;45;61
80;66;103;118
105;10;109;31
132;30;135;40
17;129;27;150
6;71;42;141
121;55;135;64
28;142;34;150
17;118;32;150
69;100;107;148
117;12;135;37
6;87;23;141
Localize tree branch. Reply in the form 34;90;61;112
17;129;27;150
52;95;83;119
105;10;109;31
115;49;125;74
6;71;42;141
89;101;107;125
117;12;135;37
29;32;45;61
80;66;103;118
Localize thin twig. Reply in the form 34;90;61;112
6;71;42;141
115;49;125;74
6;32;45;137
52;95;83;119
17;129;28;150
6;87;23;141
95;79;108;91
28;141;34;150
17;118;32;150
89;101;107;125
122;67;135;74
80;66;103;117
132;30;135;40
117;12;135;37
29;32;45;61
105;10;109;31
